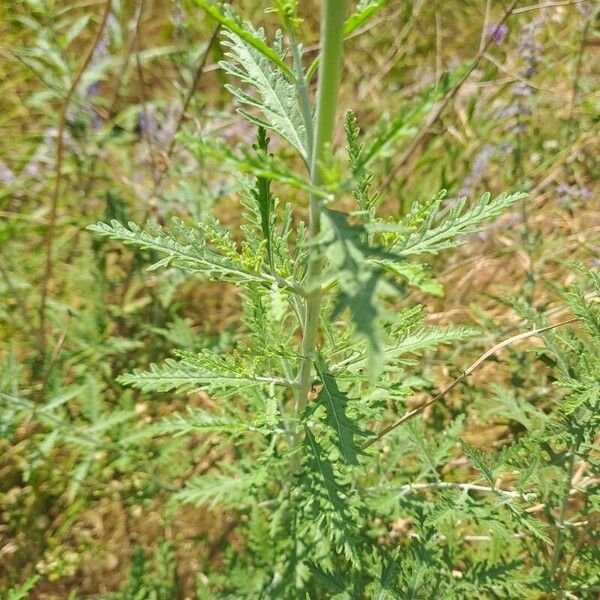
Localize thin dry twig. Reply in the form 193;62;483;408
39;321;71;400
380;0;520;192
514;0;585;13
165;25;221;161
39;0;113;358
117;25;221;308
364;317;579;449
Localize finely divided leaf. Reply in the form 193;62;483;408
459;438;495;487
371;191;527;257
251;128;276;268
372;259;443;296
300;427;364;566
220;27;307;160
346;109;380;219
320;209;399;375
118;356;288;396
88;217;302;292
337;324;476;373
156;408;250;437
303;426;345;511
311;365;370;465
374;554;400;600
192;0;294;78
176;470;262;509
502;500;553;545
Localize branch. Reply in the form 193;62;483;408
392;481;535;500
364;317;578;449
117;24;221;308
39;0;113;358
380;0;520;192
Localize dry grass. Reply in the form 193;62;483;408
0;0;598;596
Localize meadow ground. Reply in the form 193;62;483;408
0;1;598;597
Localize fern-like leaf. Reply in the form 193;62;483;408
459;438;495;487
220;27;307;160
176;469;264;509
118;357;291;396
192;0;294;78
250;127;276;269
308;365;370;465
372;191;527;257
155;408;250;437
88;218;304;295
319;209;398;375
299;427;365;567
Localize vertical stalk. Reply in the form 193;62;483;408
295;0;348;418
551;442;576;597
290;35;314;165
39;0;113;362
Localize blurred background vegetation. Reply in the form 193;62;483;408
0;0;598;597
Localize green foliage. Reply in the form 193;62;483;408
318;208;397;373
81;2;600;595
81;3;598;595
251;128;277;268
1;0;598;598
374;190;527;257
108;543;178;600
309;364;370;465
344;1;390;37
2;577;39;600
192;0;294;78
220;26;308;160
118;353;291;395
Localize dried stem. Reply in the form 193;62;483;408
380;0;520;192
364;317;578;449
39;0;113;359
117;24;220;308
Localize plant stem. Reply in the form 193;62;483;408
552;441;576;597
295;0;348;419
290;32;314;165
39;0;112;362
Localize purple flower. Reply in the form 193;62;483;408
139;105;158;141
86;80;102;99
172;5;186;27
497;104;531;119
512;82;534;97
487;23;508;44
556;184;594;199
458;144;496;197
0;160;15;185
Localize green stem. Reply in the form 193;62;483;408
551;442;576;596
295;0;348;420
290;33;314;165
